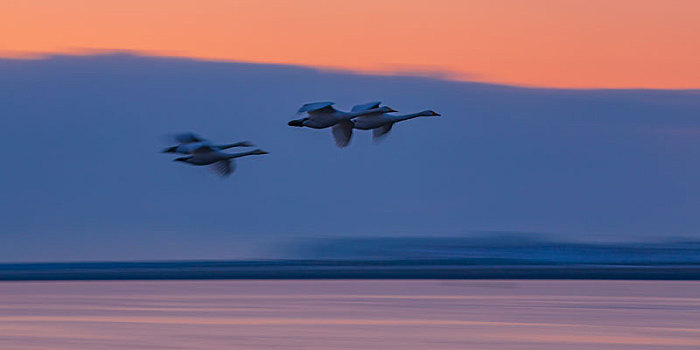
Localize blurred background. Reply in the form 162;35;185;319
0;53;698;265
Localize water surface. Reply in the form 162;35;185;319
1;280;698;349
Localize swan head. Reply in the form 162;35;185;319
421;110;441;117
251;149;269;155
288;118;307;127
378;106;398;113
161;145;179;153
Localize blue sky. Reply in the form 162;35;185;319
1;54;699;262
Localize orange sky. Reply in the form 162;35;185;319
1;0;698;88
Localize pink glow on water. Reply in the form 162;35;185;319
0;280;699;349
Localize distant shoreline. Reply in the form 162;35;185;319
2;260;699;281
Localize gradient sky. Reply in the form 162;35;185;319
2;0;699;88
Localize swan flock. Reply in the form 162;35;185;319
288;101;440;147
162;133;268;177
163;101;440;177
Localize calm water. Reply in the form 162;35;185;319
1;280;699;349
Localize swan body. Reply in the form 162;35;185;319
353;110;441;130
174;146;268;177
288;101;396;147
162;133;253;154
288;102;396;129
163;140;253;154
353;109;441;139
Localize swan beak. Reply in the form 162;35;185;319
387;107;398;113
432;111;441;116
288;119;305;127
161;146;177;153
173;157;188;162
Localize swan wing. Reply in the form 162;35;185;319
173;132;206;144
372;123;394;140
332;121;354;147
351;101;381;112
298;102;336;114
210;159;234;177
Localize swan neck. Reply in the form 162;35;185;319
393;111;426;121
218;142;246;149
227;150;259;159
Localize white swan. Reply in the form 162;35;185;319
162;140;253;154
162;133;253;154
174;146;268;177
352;106;440;140
288;102;397;147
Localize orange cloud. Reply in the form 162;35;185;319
1;0;698;88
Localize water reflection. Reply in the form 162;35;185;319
0;280;699;349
